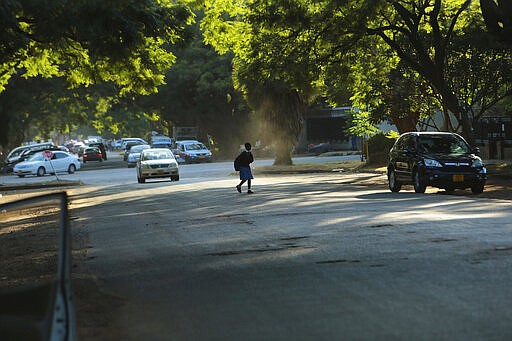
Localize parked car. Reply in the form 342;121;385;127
13;151;81;177
136;148;179;183
151;142;173;149
2;142;58;173
82;147;103;163
150;135;173;146
120;138;147;150
173;140;212;163
387;132;487;194
126;144;151;168
71;142;85;154
123;141;145;161
88;142;107;160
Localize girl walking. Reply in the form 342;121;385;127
236;142;254;194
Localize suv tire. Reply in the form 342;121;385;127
388;168;401;192
413;169;427;193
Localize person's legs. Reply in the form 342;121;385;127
236;179;246;193
247;179;251;190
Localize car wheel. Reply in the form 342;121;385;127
471;182;485;194
99;158;103;162
171;175;179;181
413;169;426;193
37;167;46;177
444;186;455;193
137;175;145;183
83;159;87;163
388;168;401;192
68;164;76;174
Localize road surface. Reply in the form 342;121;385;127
46;160;512;341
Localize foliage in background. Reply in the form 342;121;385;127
0;0;194;147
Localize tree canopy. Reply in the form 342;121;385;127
0;0;194;147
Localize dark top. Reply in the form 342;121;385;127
238;151;254;167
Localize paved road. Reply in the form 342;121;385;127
61;164;512;340
0;154;360;187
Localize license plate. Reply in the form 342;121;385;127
199;156;205;159
452;174;464;182
157;170;165;174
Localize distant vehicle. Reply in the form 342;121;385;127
13;151;80;177
136;148;179;183
111;139;123;149
174;140;212;163
87;135;103;143
387;132;487;194
126;144;151;168
151;135;173;145
3;143;60;173
151;141;173;149
88;142;107;160
82;147;103;163
120;138;147;150
71;142;85;154
4;142;56;166
123;141;146;161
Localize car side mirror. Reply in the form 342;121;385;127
472;147;480;155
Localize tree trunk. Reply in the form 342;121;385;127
273;141;293;165
245;80;305;167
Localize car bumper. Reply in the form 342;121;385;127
13;169;35;176
184;156;212;163
140;168;179;178
424;168;487;188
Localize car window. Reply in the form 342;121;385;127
131;145;150;153
28;153;44;161
54;152;67;159
418;135;470;154
142;151;173;160
184;143;205;151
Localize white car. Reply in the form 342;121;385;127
13;151;81;177
136;148;179;183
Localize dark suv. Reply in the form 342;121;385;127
387;132;487;194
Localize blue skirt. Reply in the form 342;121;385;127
239;166;254;181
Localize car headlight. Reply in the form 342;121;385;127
472;158;484;168
140;163;150;169
424;158;442;168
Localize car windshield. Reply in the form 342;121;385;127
142;151;173;160
184;143;206;151
418;135;470;154
130;145;150;153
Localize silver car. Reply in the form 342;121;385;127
136;148;179;183
126;144;151;168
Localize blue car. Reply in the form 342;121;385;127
173;140;212;163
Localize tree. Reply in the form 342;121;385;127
202;0;317;165
0;0;194;147
134;16;254;158
480;0;512;43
